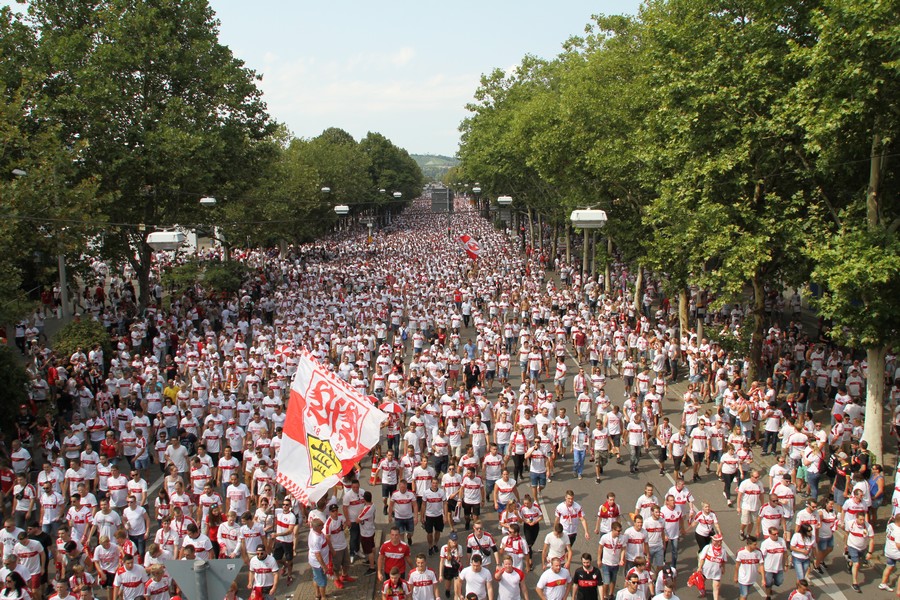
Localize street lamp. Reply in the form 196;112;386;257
497;195;512;206
199;196;217;206
570;208;608;282
393;191;402;200
12;168;71;319
333;205;350;216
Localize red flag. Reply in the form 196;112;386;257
276;350;386;505
457;234;481;260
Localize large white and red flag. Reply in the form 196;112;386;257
457;234;481;260
276;350;386;505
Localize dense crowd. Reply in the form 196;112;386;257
1;198;898;600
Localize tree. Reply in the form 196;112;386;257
0;6;99;323
360;132;423;214
797;0;900;460
26;0;275;308
639;0;817;381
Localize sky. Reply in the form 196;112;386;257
205;1;642;156
5;0;642;156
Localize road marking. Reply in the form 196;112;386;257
658;468;849;599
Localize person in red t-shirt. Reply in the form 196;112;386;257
377;527;412;583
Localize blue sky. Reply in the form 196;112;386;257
6;0;642;156
208;1;641;155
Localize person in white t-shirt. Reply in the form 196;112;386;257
536;556;571;600
733;536;764;600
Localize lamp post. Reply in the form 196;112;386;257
570;209;608;283
12;168;70;319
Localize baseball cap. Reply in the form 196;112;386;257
448;532;458;541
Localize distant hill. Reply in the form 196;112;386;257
412;154;459;182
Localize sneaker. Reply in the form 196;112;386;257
878;583;893;591
383;506;388;515
428;547;434;556
596;478;602;483
365;567;377;576
852;584;861;593
814;564;824;575
847;560;853;573
335;579;345;589
343;575;357;583
727;500;733;507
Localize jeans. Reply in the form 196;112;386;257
763;431;778;454
792;556;810;580
349;523;360;554
665;538;679;568
630;445;642;471
129;534;147;560
806;471;820;500
573;449;586;476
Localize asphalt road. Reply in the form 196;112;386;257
386;331;873;600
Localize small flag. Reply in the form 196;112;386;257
458;234;481;260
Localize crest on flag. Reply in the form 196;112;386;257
276;350;386;504
457;234;481;260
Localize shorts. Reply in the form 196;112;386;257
648;546;664;568
601;564;619;585
848;547;865;563
740;509;755;525
312;567;327;587
764;571;784;588
424;515;445;533
462;502;481;518
739;583;753;597
442;565;459;580
887;556;899;567
28;575;41;590
333;547;349;571
395;517;415;534
816;536;833;552
382;483;397;498
594;450;609;464
530;472;547;487
273;540;294;562
361;535;375;555
693;451;706;463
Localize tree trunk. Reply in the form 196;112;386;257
633;265;643;316
862;345;886;463
550;221;559;268
678;288;689;338
565;225;571;264
527;207;535;248
747;273;766;384
590;231;598;277
135;241;152;311
867;133;883;229
605;238;612;294
537;214;544;252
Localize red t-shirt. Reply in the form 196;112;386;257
379;540;410;574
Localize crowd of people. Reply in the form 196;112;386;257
0;197;897;600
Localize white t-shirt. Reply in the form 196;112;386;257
458;565;493;600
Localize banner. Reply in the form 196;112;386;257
458;234;481;260
276;350;386;505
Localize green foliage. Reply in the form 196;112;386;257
0;347;30;437
161;260;202;296
24;0;276;306
809;227;900;349
52;319;112;365
202;261;250;295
